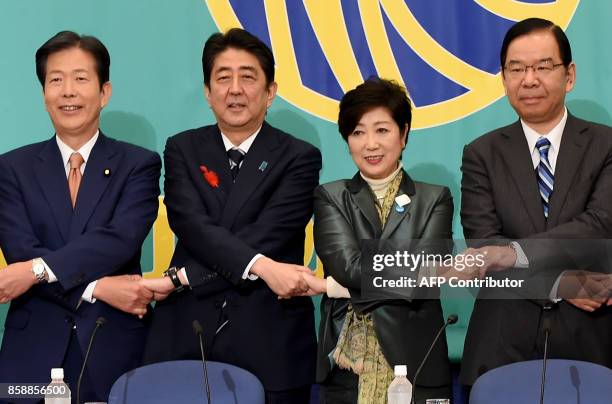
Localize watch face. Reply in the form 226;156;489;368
32;261;46;280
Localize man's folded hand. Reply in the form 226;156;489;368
93;274;153;318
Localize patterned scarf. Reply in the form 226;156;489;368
333;169;403;403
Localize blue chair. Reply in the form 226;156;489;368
470;359;612;404
108;360;265;404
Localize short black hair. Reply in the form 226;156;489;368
35;31;110;89
202;28;275;87
338;78;412;143
500;18;572;68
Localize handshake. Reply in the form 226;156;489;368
0;256;325;319
93;256;328;318
556;270;612;312
92;274;173;319
435;245;612;312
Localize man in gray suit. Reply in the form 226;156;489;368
459;18;612;386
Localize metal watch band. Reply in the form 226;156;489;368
32;258;48;284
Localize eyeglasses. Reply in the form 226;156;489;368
503;60;564;79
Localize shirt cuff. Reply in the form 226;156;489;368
548;270;566;302
179;267;189;286
243;254;263;281
39;258;58;283
81;281;98;303
326;276;350;298
510;241;529;268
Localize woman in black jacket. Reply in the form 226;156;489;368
307;78;453;403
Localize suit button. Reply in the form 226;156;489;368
64;315;73;323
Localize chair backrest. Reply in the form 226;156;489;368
470;359;612;404
108;360;265;404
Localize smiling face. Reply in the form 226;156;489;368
43;47;111;145
502;30;575;133
348;106;407;179
205;48;277;142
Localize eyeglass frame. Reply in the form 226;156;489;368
502;60;565;79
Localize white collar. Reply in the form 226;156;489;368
221;126;262;153
56;130;99;168
521;107;567;155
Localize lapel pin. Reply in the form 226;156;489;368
394;194;411;213
104;168;111;177
258;161;268;172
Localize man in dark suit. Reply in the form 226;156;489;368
142;28;321;403
459;18;612;386
0;31;161;402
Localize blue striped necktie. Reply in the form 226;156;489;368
536;137;554;218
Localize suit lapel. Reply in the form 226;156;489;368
347;173;382;238
547;114;590;227
196;125;232;204
220;122;282;229
500;122;546;233
381;171;415;239
34;138;73;243
69;133;117;238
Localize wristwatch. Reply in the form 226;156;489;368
31;258;48;283
163;266;184;292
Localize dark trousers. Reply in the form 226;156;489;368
0;330;100;404
265;384;311;404
319;367;453;404
62;328;100;404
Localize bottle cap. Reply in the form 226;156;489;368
394;365;407;376
51;368;64;379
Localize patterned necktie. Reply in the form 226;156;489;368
227;148;245;181
536;137;554;218
68;152;84;208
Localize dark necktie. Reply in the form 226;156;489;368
536;137;554;218
227;148;245;181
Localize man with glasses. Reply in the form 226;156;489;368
459;18;612;386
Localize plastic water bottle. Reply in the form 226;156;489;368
44;368;71;404
388;365;413;404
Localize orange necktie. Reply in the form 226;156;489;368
68;152;84;208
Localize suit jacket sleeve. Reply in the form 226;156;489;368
164;135;322;288
0;156;84;310
420;188;453;240
0;152;161;300
460;143;509;242
313;185;363;291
